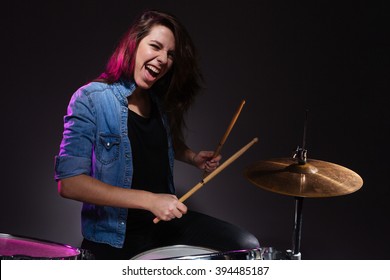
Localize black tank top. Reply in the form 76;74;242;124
127;99;170;223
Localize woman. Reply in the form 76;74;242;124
54;10;259;259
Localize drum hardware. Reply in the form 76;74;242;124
78;248;95;260
244;111;363;259
261;247;290;260
0;233;94;260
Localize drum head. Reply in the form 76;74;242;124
131;245;262;260
0;233;81;260
131;245;217;260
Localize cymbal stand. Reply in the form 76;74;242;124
287;110;309;260
287;144;306;260
287;196;303;260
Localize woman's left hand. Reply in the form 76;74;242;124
192;151;221;172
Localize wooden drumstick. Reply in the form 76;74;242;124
213;99;246;157
153;137;258;224
203;100;246;177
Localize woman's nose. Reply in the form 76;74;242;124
157;52;168;64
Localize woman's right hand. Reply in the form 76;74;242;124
148;193;187;222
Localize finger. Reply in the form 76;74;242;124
199;151;214;160
211;154;222;162
172;208;183;219
205;161;219;172
206;160;219;167
176;202;187;214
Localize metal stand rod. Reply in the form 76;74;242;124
292;196;304;258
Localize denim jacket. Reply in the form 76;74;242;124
54;80;175;248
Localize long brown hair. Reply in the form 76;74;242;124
96;10;203;145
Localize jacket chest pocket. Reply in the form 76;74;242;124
96;134;121;164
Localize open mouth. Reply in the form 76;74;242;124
146;65;160;78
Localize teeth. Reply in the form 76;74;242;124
146;65;160;75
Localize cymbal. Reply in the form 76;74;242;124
244;158;363;198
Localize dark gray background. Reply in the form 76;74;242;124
2;0;389;260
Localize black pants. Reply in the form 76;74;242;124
81;210;260;260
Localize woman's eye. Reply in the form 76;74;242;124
168;52;175;60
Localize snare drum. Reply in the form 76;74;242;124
131;245;262;260
0;233;94;260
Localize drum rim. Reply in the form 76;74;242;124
170;247;263;260
0;232;80;260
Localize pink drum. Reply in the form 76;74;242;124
0;233;93;260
